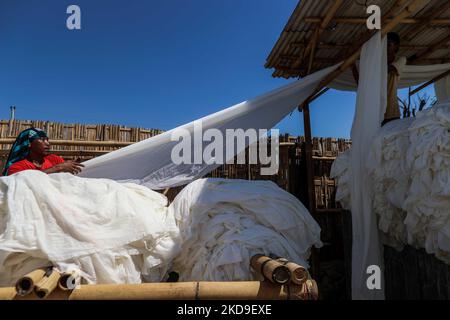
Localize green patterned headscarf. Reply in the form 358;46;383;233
3;128;48;176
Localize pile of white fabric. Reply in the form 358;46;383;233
331;101;450;263
0;170;180;287
169;178;322;281
0;172;321;286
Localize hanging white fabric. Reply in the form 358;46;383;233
435;74;450;103
330;62;450;92
350;31;387;300
79;65;338;190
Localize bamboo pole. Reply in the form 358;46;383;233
276;259;309;285
250;255;291;285
58;272;81;291
3;281;315;300
15;268;48;296
409;69;450;96
34;269;61;299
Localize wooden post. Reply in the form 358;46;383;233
300;102;319;281
301;103;316;213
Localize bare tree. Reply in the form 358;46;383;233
398;88;437;119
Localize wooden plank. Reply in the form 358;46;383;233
304;17;450;25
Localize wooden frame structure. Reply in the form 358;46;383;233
265;0;450;280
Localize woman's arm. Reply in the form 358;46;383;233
43;160;84;175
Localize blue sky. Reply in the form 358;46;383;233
0;0;435;138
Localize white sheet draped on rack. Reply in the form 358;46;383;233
330;62;450;92
79;64;338;190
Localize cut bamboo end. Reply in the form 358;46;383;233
15;268;48;296
58;272;81;291
276;259;309;285
250;254;291;285
34;269;61;299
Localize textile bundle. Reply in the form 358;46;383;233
331;100;450;264
169;179;322;281
0;172;321;286
0;171;179;287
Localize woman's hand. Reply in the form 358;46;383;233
44;160;85;175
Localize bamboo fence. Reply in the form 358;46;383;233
0;119;351;210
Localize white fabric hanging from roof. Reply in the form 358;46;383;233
330;61;450;92
350;32;387;300
79;65;338;189
435;74;450;103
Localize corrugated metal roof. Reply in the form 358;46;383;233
265;0;450;78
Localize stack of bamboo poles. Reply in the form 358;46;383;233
0;255;318;300
11;267;81;299
250;254;318;300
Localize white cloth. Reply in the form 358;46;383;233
330;61;450;92
435;74;450;103
349;32;386;300
78;65;338;190
0;173;321;286
169;178;322;281
332;101;450;264
0;170;179;286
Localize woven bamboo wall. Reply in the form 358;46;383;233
0;119;163;161
0;119;352;209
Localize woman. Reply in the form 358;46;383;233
3;127;84;176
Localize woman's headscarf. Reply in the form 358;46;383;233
2;127;48;176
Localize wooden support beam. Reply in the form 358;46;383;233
403;1;450;41
303;0;428;104
382;0;412;19
282;56;450;65
307;28;320;74
294;0;344;71
302;0;344;60
409;69;450;96
310;88;330;103
304;17;450;25
409;33;450;62
289;42;450;51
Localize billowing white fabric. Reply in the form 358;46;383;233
169;178;322;281
435;74;450;103
330;61;450;92
332;100;450;265
0;170;180;286
78;65;338;190
349;32;386;300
